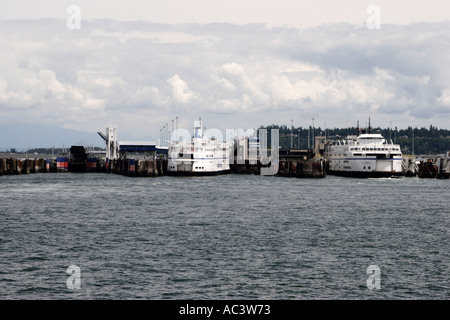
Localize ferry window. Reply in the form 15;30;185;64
368;166;371;170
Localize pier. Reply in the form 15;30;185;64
0;148;325;178
2;152;449;179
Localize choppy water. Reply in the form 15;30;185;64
0;173;448;299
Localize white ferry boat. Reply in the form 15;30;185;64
324;130;403;178
167;118;231;176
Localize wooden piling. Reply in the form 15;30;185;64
0;158;5;176
15;159;21;174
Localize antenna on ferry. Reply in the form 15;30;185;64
368;117;371;134
357;121;360;136
389;121;392;141
290;119;294;149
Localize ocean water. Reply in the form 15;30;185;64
0;173;448;300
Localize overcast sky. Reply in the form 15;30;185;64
1;1;449;142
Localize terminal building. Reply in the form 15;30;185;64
98;126;168;161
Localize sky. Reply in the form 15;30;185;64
1;1;450;145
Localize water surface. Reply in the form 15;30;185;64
0;173;448;299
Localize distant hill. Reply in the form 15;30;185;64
0;123;104;151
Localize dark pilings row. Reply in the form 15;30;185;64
277;158;327;178
0;158;55;175
107;158;167;177
0;157;167;177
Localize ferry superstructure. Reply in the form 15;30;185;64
167;118;231;176
324;132;403;178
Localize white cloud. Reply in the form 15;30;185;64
40;70;66;94
167;74;197;105
133;85;169;109
437;88;450;107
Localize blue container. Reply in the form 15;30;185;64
56;156;68;171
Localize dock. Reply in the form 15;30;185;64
1;126;448;179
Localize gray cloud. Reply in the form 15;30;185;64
0;19;449;142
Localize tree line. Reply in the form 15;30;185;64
260;124;450;155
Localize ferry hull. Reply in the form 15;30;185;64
328;170;404;178
166;169;231;177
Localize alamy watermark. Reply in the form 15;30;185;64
367;5;381;30
366;265;381;290
66;5;81;30
66;265;81;289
